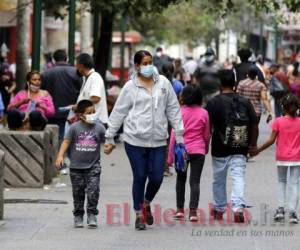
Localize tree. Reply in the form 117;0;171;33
87;0;183;80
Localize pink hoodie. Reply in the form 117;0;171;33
167;105;210;165
8;90;55;118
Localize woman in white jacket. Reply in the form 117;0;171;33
104;50;184;230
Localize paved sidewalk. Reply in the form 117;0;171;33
1;117;300;250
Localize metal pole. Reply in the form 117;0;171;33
68;0;76;65
120;15;126;83
32;0;42;71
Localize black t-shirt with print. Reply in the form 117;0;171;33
206;93;258;157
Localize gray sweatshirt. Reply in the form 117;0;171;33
105;73;184;147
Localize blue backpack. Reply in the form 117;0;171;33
174;143;189;172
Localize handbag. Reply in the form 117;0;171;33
174;143;189;172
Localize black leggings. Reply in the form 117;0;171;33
176;154;205;210
7;109;47;130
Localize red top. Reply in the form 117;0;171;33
272;116;300;161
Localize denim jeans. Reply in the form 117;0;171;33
277;165;300;213
212;155;247;212
124;142;166;212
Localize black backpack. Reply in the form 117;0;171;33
218;94;250;148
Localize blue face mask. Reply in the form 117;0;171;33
140;65;154;78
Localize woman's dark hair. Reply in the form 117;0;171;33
134;50;152;65
181;84;202;106
292;62;299;77
281;94;299;117
248;65;258;80
26;70;40;82
76;99;94;114
25;70;40;89
76;53;94;69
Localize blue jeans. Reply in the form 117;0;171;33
212;155;247;212
124;142;166;212
277;165;300;213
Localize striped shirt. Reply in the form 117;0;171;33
237;78;267;116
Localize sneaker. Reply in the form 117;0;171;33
274;207;285;222
234;211;245;223
164;169;173;177
135;214;146;230
210;208;224;220
143;204;154;225
74;215;84;228
87;214;98;228
289;212;299;224
189;209;198;222
174;209;185;220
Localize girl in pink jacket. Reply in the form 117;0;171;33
167;84;210;222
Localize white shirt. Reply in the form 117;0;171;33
77;69;108;124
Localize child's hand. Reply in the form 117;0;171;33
104;144;115;155
55;156;64;170
248;146;259;157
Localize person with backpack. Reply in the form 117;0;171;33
252;94;300;224
167;84;210;222
206;69;259;223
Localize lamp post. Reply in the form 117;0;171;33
68;0;76;65
31;0;42;71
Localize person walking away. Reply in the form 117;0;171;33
253;94;300;224
42;49;82;144
269;64;290;117
104;50;183;230
237;66;273;123
206;69;259;223
55;99;105;228
234;48;265;86
167;84;210;222
7;71;55;130
198;75;221;107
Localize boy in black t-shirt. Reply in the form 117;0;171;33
206;70;259;223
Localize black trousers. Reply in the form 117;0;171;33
176;154;205;209
70;165;101;216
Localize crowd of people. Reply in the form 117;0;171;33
1;46;300;231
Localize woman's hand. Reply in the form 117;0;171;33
36;102;47;111
104;144;115;155
19;98;31;106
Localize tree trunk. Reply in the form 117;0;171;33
94;13;114;82
80;2;92;54
16;0;29;91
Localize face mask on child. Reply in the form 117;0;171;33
84;113;98;124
